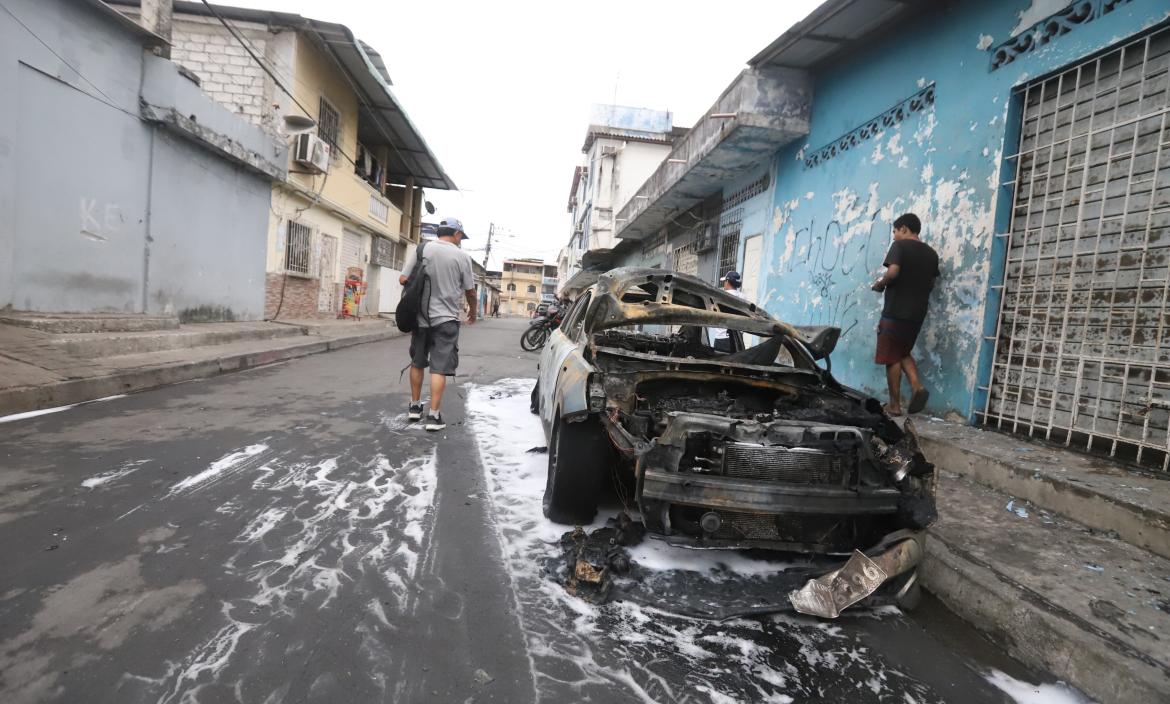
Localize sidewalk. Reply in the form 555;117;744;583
0;315;402;417
916;419;1170;703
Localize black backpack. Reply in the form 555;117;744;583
394;240;429;333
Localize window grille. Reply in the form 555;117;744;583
285;221;312;276
673;241;699;276
983;24;1170;471
717;208;744;280
317;97;340;153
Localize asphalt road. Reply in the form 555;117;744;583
0;317;1081;703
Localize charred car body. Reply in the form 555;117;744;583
532;268;937;616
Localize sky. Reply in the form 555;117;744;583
219;0;822;268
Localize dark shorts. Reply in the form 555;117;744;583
410;321;460;376
875;317;923;365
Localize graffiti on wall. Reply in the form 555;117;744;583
79;197;125;243
772;212;892;339
762;104;1002;413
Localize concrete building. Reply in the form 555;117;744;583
471;260;500;319
112;1;454;321
558;105;682;294
606;0;1170;471
500;258;546;316
541;264;559;304
0;0;286;320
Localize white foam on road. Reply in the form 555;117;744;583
0;394;126;424
466;378;940;703
984;669;1096;704
167;444;269;495
81;459;151;489
142;448;439;703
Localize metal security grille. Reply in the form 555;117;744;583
317;234;338;313
674;241;699;276
317;97;339;152
718;208;743;281
983;25;1170;471
285;221;312;276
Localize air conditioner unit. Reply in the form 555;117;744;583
293;133;330;174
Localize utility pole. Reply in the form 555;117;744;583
482;222;494;269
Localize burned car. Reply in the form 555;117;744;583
532;268;936;617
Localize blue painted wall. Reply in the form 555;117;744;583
756;0;1170;418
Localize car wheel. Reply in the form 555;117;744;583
543;414;606;524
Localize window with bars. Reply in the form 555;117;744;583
983;23;1170;471
285;221;313;276
317;97;340;153
673;241;699;276
717;208;744;281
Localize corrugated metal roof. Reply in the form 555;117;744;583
306;22;456;190
749;0;930;70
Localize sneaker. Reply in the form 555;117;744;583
424;411;446;432
408;402;424;421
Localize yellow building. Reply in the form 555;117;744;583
132;3;455;319
500;259;552;316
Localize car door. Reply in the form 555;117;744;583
538;292;591;435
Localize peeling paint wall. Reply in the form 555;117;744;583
757;0;1169;419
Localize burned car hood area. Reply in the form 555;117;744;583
540;269;937;618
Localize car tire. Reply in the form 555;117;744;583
543;414;605;525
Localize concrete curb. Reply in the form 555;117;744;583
0;329;402;417
919;434;1170;561
922;534;1170;704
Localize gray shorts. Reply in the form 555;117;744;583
410;321;460;376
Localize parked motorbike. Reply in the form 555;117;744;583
521;309;562;351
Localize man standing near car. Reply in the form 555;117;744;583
712;271;744;353
871;213;939;416
399;217;476;431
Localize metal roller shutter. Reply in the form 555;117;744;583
341;230;363;274
983;24;1170;470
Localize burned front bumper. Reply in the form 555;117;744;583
616;408;934;549
640;470;901;515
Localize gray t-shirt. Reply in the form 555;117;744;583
402;239;474;327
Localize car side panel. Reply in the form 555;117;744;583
537;328;591;438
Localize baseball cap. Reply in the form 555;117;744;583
720;271;742;285
437;217;468;238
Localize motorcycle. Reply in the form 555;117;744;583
521;307;562;351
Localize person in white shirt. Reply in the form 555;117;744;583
712;270;744;352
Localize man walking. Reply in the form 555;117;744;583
871;213;939;415
399;217;476;431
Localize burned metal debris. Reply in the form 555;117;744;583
555;513;644;604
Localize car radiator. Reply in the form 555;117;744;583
721;442;847;485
